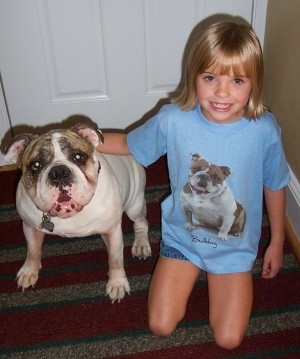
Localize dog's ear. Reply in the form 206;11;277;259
191;152;202;162
220;166;232;177
71;124;104;147
4;134;36;164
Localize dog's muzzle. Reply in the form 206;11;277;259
48;165;74;188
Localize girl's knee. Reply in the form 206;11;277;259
213;329;245;350
148;321;175;337
148;314;179;337
148;311;183;337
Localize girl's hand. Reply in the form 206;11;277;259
261;243;283;279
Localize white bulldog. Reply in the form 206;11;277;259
4;123;151;302
180;153;246;240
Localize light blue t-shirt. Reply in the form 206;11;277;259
127;104;290;273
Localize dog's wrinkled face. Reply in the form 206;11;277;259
188;153;231;196
5;126;103;218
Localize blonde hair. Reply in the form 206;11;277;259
172;21;264;119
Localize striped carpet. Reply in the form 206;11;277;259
0;156;299;359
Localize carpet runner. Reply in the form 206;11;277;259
0;156;299;358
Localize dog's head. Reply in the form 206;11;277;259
5;124;104;218
188;153;231;196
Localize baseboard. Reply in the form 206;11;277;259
0;164;18;172
284;166;300;263
0;152;6;167
286;167;300;241
285;216;300;264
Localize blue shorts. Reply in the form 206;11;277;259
159;240;189;261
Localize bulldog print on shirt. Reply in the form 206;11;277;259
180;153;246;241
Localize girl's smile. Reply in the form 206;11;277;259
210;102;234;111
196;70;252;124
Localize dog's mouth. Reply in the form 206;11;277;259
48;191;83;218
57;192;72;203
191;184;209;194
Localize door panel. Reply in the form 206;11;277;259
0;0;267;165
38;0;108;101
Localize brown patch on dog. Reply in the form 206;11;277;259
182;182;193;194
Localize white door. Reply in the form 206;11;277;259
0;0;267;165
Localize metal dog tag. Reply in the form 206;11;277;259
40;213;54;232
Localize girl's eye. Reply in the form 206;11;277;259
233;78;244;84
203;75;215;82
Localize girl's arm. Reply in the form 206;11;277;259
261;186;286;279
96;133;130;155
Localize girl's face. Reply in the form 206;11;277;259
196;67;252;124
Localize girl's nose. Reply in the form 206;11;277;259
215;81;229;98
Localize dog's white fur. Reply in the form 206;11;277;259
5;124;151;302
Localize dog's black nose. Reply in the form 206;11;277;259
49;165;73;187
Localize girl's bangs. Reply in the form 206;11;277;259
207;51;252;77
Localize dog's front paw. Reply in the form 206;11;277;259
184;223;196;231
232;232;242;237
132;237;151;259
16;262;41;290
217;232;228;241
106;277;131;303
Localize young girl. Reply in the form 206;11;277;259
97;22;290;349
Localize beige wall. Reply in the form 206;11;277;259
263;0;300;181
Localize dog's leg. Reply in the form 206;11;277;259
181;205;195;231
132;217;151;258
217;215;235;241
127;198;151;259
229;204;246;237
102;225;130;303
16;222;45;290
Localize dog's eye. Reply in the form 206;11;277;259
73;153;86;164
74;153;82;161
31;160;42;172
